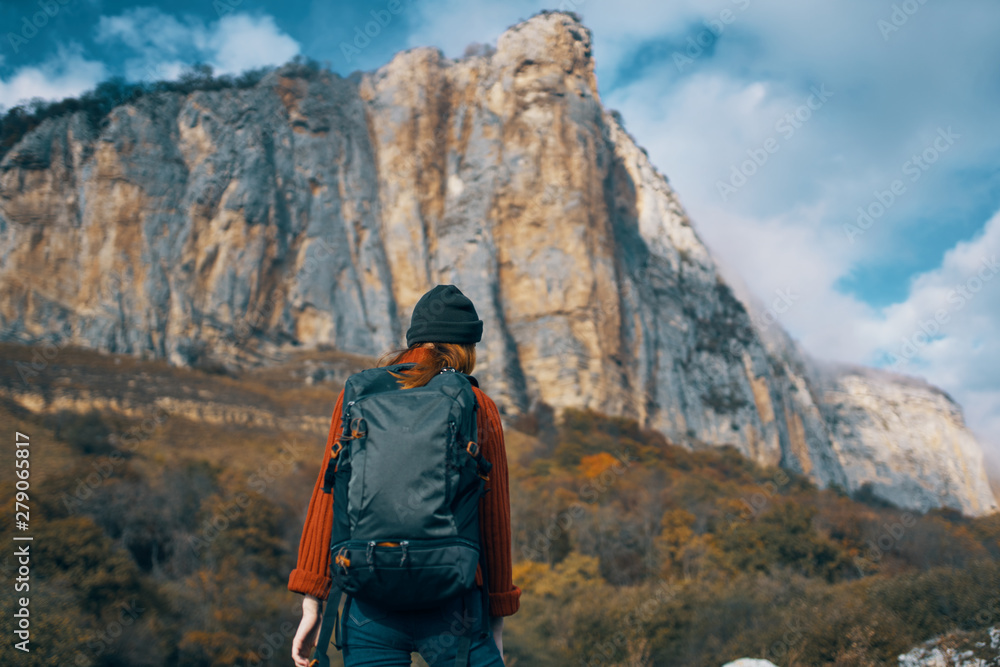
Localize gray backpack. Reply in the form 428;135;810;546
320;363;493;613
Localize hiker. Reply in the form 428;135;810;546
289;284;521;666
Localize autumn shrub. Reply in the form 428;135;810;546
53;409;115;455
713;500;851;581
7;398;999;666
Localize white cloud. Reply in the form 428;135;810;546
404;0;537;57
0;7;300;110
96;7;203;55
872;212;1000;461
0;44;107;110
401;0;1000;461
877;212;1000;380
211;14;300;75
96;7;299;83
585;1;1000;459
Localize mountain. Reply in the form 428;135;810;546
0;11;994;515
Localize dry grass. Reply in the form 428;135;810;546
0;341;358;418
0;341;350;492
504;428;548;467
0;401;78;481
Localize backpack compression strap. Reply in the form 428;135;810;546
450;542;491;667
309;589;347;667
321;404;359;494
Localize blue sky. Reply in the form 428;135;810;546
2;0;999;465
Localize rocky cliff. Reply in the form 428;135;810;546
0;12;994;515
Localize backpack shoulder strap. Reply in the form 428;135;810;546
346;364;412;399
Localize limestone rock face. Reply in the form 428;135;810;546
0;12;994;515
814;367;997;516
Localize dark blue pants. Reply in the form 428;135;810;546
341;588;505;666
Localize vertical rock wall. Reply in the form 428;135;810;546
0;12;994;515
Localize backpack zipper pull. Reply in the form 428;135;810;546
341;400;356;427
336;400;357;458
367;541;375;572
399;540;409;567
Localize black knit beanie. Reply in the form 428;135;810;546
406;284;483;346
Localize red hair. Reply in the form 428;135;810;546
378;342;477;390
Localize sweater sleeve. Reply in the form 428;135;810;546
474;388;522;617
287;389;344;600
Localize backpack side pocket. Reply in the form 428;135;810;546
331;455;352;546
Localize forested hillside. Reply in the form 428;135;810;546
1;343;998;666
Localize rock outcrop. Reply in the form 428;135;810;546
0;12;994;515
898;626;1000;666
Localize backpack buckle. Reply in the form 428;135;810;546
466;441;489;480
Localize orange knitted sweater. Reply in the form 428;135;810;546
287;346;521;617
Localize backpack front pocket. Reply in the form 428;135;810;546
330;537;480;611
